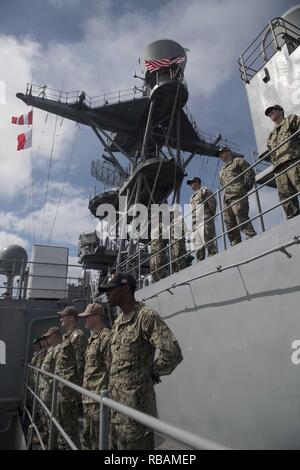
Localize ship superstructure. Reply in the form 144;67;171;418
0;5;300;450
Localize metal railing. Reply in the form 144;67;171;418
25;83;146;109
22;363;228;450
91;160;128;188
138;235;300;304
114;128;300;284
238;17;300;83
0;258;89;300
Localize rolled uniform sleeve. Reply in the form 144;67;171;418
141;310;183;377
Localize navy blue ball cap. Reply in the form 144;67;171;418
265;104;283;116
99;272;136;293
187;177;201;185
216;146;231;156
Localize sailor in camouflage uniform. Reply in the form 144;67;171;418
30;338;42;368
29;338;45;392
29;336;48;445
187;176;218;260
265;105;300;219
38;327;62;446
150;213;169;282
55;306;87;449
218;146;256;246
99;272;183;450
78;303;111;450
170;207;187;272
30;336;48;403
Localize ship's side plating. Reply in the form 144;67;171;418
1;8;300;451
136;10;300;449
136;216;300;449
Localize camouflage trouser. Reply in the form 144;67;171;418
38;389;51;446
193;222;218;261
32;405;45;445
40;410;50;446
57;386;81;450
82;403;100;450
171;238;187;272
110;422;155;450
39;384;55;447
150;240;169;282
30;382;46;446
275;159;300;219
224;196;256;246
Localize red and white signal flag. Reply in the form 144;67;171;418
17;130;32;151
12;110;33;125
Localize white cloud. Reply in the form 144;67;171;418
11;0;273;100
0;231;29;250
48;0;82;7
0;0;283;251
0;0;275;199
0;191;96;247
0;35;76;201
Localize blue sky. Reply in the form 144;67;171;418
0;0;296;271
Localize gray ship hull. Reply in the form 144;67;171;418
136;215;300;450
1;218;300;449
0;299;86;450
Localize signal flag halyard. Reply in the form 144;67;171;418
17;130;32;151
12;110;33;125
144;55;185;73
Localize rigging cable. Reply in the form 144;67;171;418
47;124;81;245
29;148;35;245
29;106;35;244
24;75;35;244
40;114;59;243
21;109;34;246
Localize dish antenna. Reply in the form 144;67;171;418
0;245;28;298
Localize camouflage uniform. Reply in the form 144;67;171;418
267;114;300;219
150;223;169;282
82;328;111;450
30;348;47;440
219;157;256;246
32;349;47;391
38;344;61;445
55;327;87;449
29;350;40;392
170;214;187;272
190;187;217;260
109;303;183;450
30;350;40;368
